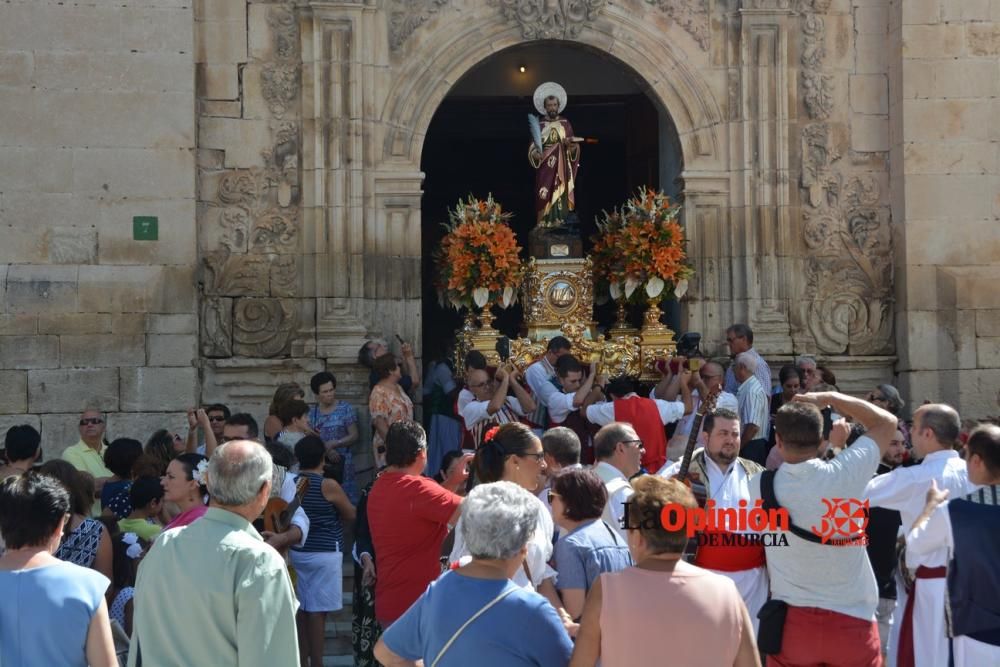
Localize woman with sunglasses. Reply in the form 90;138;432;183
549;468;632;620
448;423;562;608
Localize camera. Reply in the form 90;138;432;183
676;332;702;358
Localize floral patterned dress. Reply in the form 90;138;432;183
368;382;413;469
309;400;359;503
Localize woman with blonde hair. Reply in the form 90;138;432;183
571;476;760;667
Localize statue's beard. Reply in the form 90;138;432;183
547;111;558;120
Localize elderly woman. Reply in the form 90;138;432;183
0;472;117;666
549;468;632;620
449;422;559;605
375;481;573;667
570;476;760;667
369;353;413;469
309;371;360;502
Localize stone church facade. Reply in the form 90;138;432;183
0;0;997;452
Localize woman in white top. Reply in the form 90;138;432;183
449;422;561;608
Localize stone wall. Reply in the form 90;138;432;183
1;0;997;448
0;0;198;454
890;0;1000;419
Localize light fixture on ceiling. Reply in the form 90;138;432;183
518;65;526;73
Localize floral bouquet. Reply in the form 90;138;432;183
591;187;693;303
435;194;525;310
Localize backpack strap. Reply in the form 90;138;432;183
759;470;853;545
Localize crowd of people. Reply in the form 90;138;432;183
0;327;998;667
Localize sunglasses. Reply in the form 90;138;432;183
547;490;560;504
868;393;886;402
208;416;226;422
621;439;645;450
521;452;545;462
79;418;104;426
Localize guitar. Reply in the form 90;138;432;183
676;386;721;563
254;475;309;538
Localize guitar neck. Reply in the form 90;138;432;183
676;411;707;480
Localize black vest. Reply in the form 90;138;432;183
947;488;1000;646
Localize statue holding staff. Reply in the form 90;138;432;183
528;82;583;227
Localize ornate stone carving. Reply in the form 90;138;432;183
844;174;881;209
389;0;451;51
492;0;607;40
201;297;233;358
801;123;842;208
270;256;298;297
202;250;270;296
800;14;833;120
801;207;893;355
261;8;300;119
645;0;710;50
232;298;299;357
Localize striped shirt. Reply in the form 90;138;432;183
736;376;770;441
724;347;772;395
292;472;343;553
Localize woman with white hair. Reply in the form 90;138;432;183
374;481;573;666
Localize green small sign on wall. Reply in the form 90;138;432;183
133;216;159;241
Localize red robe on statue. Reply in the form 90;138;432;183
529;116;580;224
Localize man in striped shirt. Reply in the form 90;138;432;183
733;351;770;465
723;323;772;395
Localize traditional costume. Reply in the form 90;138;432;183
864;449;974;667
660;449;768;632
587;393;685;473
906;484;1000;667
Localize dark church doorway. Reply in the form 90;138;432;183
420;42;684;366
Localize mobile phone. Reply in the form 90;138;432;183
821;407;833;440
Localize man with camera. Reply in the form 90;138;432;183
749;391;897;666
656;356;738;463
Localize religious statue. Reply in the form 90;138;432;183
528;82;581;227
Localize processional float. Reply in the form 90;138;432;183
435;82;694;381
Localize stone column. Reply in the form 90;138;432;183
732;0;796;357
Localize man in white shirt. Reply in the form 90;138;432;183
537;426;582;514
906;424;1000;667
749;391;897;666
734;352;770;466
722;323;772;395
864;403;974;667
459;366;536;448
659;408;768;631
656;359;738;462
592;422;643;542
523;336;571;428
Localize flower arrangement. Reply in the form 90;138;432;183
591;187;693;303
435;194;525;310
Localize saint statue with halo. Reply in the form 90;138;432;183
528;82;582;227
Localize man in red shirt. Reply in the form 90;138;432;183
367;420;471;626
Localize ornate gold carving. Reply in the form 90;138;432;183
639;302;677;381
522;257;595;339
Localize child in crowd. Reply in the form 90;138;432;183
104;523;147;637
117;477;164;542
